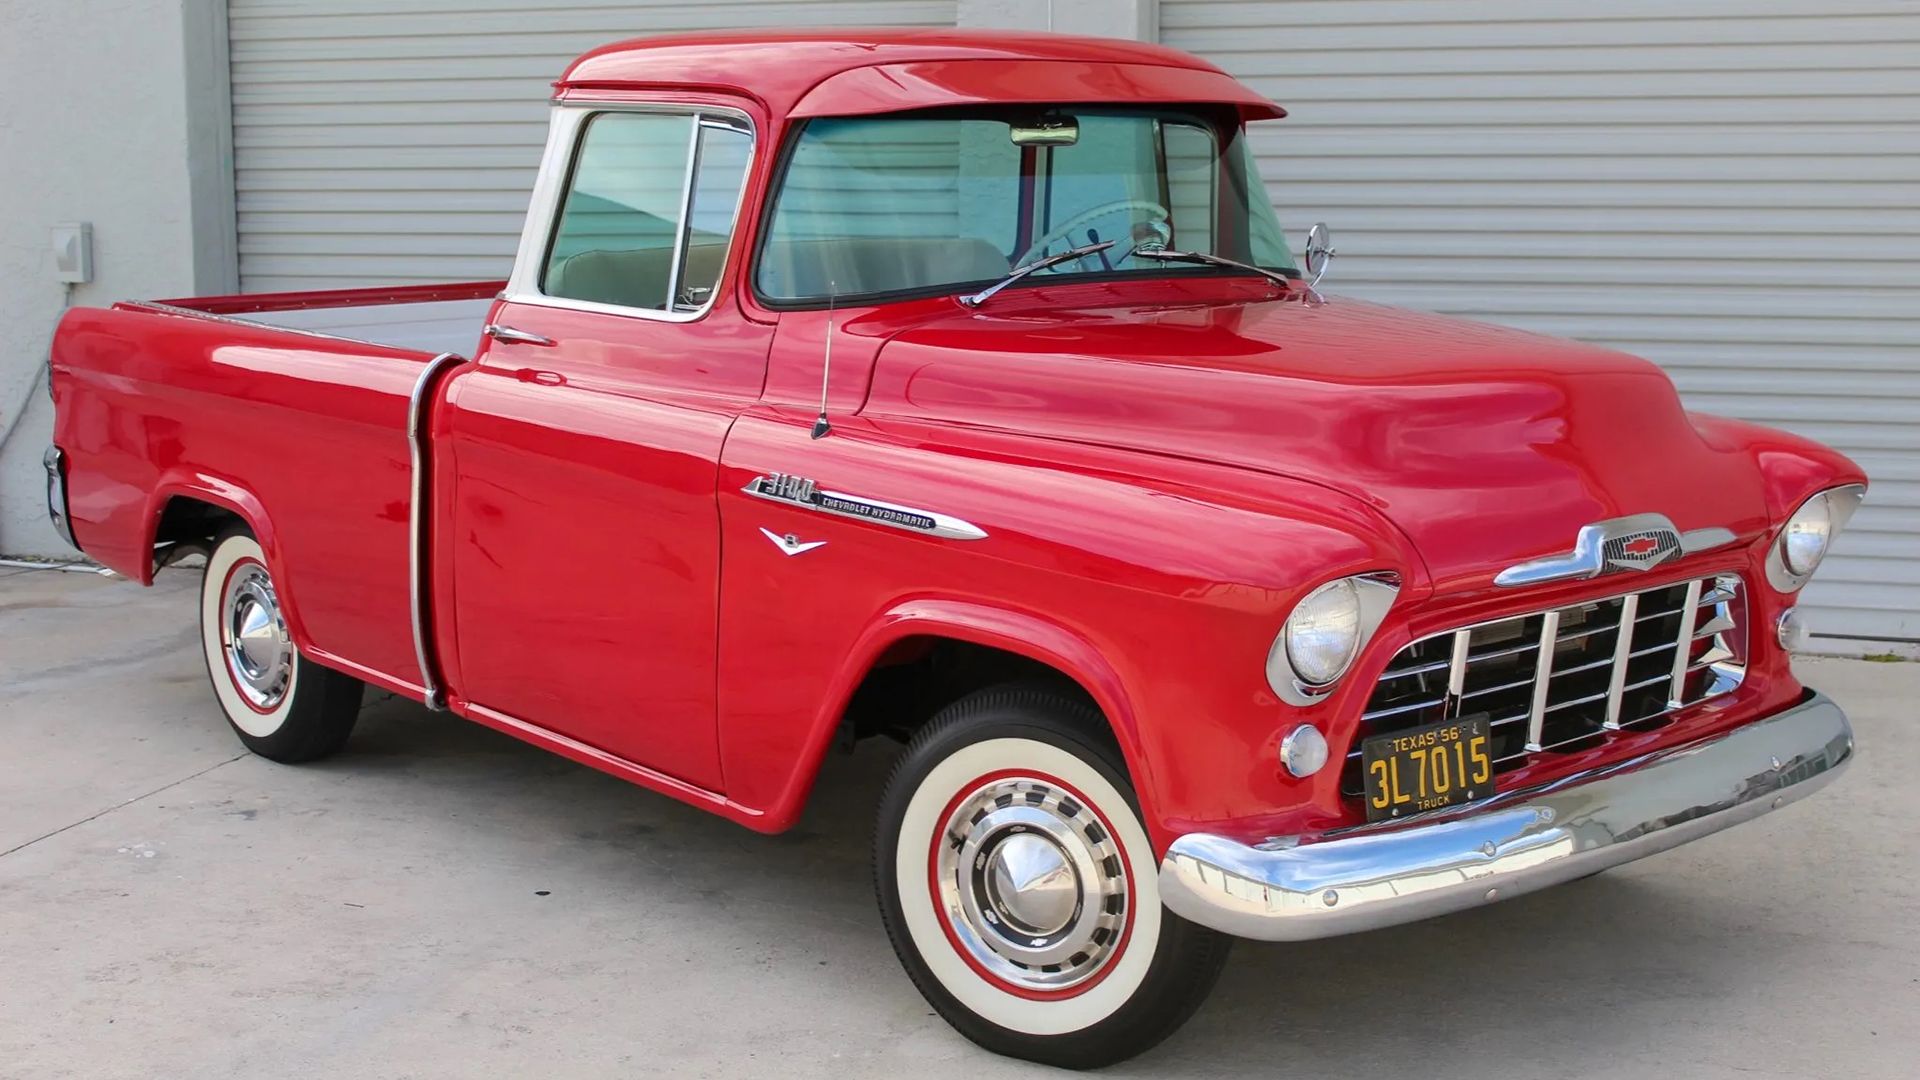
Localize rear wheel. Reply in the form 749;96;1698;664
874;685;1231;1069
199;527;362;762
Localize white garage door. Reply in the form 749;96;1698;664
1164;0;1920;648
227;0;957;292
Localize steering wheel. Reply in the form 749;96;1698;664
1015;199;1172;269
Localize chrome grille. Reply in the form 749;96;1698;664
1341;575;1746;797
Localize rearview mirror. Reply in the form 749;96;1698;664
1010;117;1080;147
1304;222;1335;288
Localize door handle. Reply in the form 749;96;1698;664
484;323;555;347
514;368;565;386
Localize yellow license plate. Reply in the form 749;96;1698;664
1361;714;1494;822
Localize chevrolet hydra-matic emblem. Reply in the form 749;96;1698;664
1495;512;1735;588
743;473;988;541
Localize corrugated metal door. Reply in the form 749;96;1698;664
226;0;957;292
1163;0;1920;648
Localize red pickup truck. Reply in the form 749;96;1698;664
45;29;1864;1068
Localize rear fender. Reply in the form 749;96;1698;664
142;472;318;656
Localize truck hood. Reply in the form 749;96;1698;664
863;290;1773;593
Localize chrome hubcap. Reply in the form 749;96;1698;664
935;776;1129;992
986;833;1079;935
220;565;291;710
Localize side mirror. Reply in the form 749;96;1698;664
1303;222;1335;288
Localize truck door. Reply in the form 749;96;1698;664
441;105;765;790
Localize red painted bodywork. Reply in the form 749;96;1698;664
47;31;1865;854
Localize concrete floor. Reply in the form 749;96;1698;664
1;566;1915;1080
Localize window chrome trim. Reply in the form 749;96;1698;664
503;103;757;326
1764;483;1865;594
662;117;703;315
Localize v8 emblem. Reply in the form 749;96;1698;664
759;527;826;557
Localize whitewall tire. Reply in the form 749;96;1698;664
874;685;1230;1068
199;527;363;762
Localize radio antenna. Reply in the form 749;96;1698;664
810;281;836;439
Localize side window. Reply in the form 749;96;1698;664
542;111;752;314
677;122;752;310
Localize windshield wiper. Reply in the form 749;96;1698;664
1129;248;1292;289
960;240;1116;308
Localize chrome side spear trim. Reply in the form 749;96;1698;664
743;473;987;541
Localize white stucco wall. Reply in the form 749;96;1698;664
0;0;234;557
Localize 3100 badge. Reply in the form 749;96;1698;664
1361;714;1493;822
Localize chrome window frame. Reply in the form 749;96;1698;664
504;102;757;325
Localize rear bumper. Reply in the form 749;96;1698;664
1158;690;1853;941
43;445;78;550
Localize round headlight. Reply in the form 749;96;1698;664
1284;578;1362;687
1781;492;1834;576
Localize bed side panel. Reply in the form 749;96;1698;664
49;303;439;690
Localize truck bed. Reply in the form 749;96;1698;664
48;280;503;698
146;281;501;358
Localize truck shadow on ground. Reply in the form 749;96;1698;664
327;691;1794;1077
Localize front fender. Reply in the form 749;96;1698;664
756;595;1154;840
1689;412;1868;521
715;410;1421;849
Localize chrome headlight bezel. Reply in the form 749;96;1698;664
1266;573;1400;706
1765;484;1865;593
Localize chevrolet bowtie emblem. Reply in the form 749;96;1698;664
1495;513;1736;588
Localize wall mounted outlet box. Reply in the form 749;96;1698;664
52;222;93;284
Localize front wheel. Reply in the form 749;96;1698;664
199;526;363;762
874;685;1231;1069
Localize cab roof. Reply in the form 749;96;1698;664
557;28;1284;121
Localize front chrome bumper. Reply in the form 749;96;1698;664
1159;690;1853;941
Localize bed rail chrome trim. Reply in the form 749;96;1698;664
407;351;466;711
1160;690;1853;942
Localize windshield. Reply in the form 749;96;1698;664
756;107;1297;304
